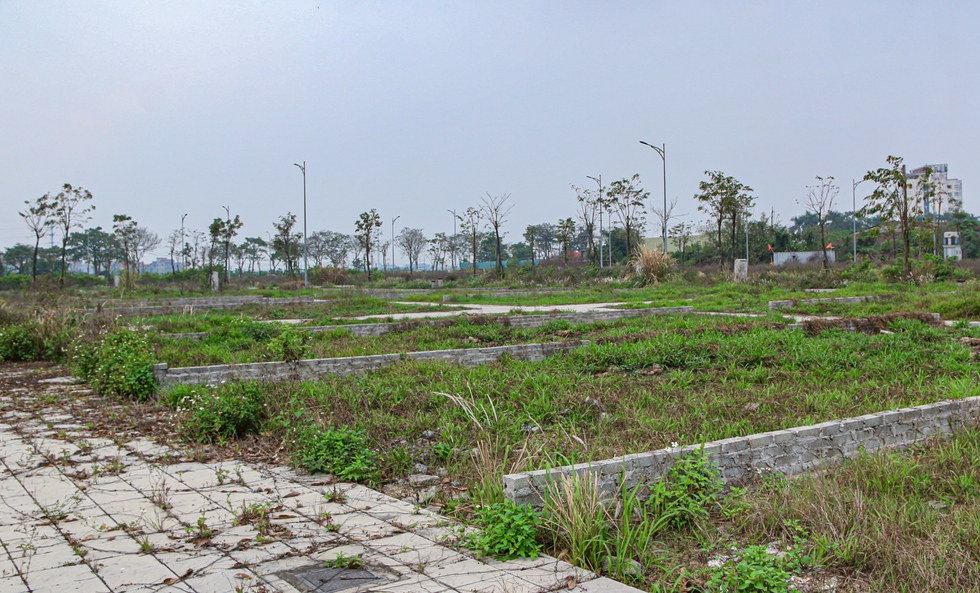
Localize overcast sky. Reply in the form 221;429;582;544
2;1;977;255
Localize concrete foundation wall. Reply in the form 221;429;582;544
155;340;590;387
164;306;695;341
503;396;980;508
89;295;315;316
768;295;883;311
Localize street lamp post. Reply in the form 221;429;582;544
586;175;602;267
293;161;309;288
391;215;401;269
639;141;668;253
852;178;868;263
447;209;457;270
180;213;187;271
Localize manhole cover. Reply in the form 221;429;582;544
295;567;382;593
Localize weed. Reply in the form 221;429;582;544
293;426;378;483
167;382;266;443
704;545;792;592
136;535;154;553
323;488;347;504
324;552;363;569
467;499;542;559
80;329;157;401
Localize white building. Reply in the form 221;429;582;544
943;232;962;260
907;164;963;216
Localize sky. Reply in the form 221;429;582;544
2;1;978;257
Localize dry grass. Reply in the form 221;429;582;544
631;247;674;285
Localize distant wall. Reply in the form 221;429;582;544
503;397;979;508
154;340;590;387
773;251;836;266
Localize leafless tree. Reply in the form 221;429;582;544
650;196;681;252
19;195;55;283
459;207;483;277
799;176;839;269
397;227;428;276
479;192;512;278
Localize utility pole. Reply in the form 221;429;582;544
852;178;868;263
391;215;400;269
180;213;187;271
447;209;457;270
639;141;668;253
586;175;602;267
293;161;308;288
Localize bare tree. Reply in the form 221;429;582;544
572;185;600;262
19;195;55;283
167;229;182;279
479;193;512;278
132;226;161;273
799;176;839;269
650;196;681;253
396;227;428;276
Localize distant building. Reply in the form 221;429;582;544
142;258;178;274
907;164;963;215
943;232;962;260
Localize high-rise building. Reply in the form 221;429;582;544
907;164;963;215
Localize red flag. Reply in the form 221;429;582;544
826;242;834;249
767;244;772;252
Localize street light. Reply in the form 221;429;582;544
391;215;401;269
293;161;308;288
639;141;668;253
180;213;187;271
586;175;602;267
852;178;868;263
447;209;457;270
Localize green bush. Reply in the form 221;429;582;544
0;324;45;362
266;326;312;362
166;382;266;443
83;330;156;401
656;450;722;528
468;499;543;559
293;426;379;483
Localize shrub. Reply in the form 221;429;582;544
167;382;266;443
0;323;45;362
293;426;378;483
468;499;543;559
655;449;722;528
83;330;156;401
266;326;312;362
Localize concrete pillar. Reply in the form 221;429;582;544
734;259;748;281
210;271;220;292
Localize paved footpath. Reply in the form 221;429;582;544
0;369;638;593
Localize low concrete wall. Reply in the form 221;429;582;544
768;295;883;311
162;306;695;341
154;340;590;387
88;295;315;316
503;396;980;508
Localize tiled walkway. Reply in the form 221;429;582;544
0;371;639;593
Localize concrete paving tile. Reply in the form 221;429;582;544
21;545;86;571
421;559;502;588
82;533;144;555
151;550;233;576
333;513;404;541
0;576;29;593
389;545;469;570
227;540;295;566
22;562;101;590
364;574;451;593
181;567;260;593
95;554;180;589
575;576;646;593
